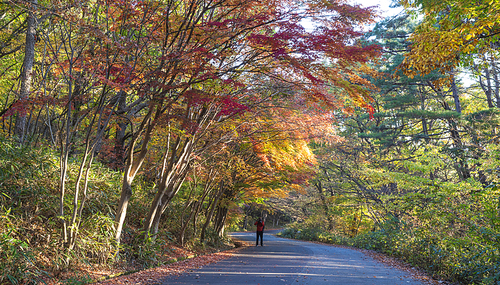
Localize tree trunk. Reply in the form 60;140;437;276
68;95;116;249
445;114;470;181
114;142;148;242
178;202;196;246
150;171;189;236
243;205;251;230
68;153;95;250
114;91;127;170
143;105;215;236
115;175;133;242
214;206;228;237
115;105;157;243
418;86;430;142
178;176;215;245
243;214;248;230
450;73;461;114
200;182;224;243
478;56;494;108
315;180;334;231
428;81;471;181
144;154;191;236
15;0;37;143
491;59;500;108
59;143;69;246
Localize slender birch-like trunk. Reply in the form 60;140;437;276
15;0;38;143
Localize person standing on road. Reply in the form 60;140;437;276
254;218;265;246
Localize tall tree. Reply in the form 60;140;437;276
400;0;500;80
111;0;380;243
14;0;37;143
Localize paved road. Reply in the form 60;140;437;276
159;230;425;284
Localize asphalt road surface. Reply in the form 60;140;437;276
159;230;425;284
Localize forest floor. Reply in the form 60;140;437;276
40;238;241;284
96;241;251;284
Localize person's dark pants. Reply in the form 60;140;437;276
256;231;263;246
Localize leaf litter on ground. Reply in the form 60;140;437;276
97;239;252;284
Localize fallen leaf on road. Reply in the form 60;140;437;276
99;246;247;285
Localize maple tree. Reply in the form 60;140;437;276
106;0;380;243
0;0;383;281
3;0;500;284
400;0;500;80
142;85;326;242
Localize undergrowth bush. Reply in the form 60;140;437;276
0;209;48;284
279;225;349;245
350;223;500;284
0;137;125;283
125;232;169;269
202;227;231;247
0;135;244;283
77;213;117;264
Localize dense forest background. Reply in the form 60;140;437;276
1;0;500;284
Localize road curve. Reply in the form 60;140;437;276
159;230;425;284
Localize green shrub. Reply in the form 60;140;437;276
77;213;117;264
0;209;48;284
0;137;125;281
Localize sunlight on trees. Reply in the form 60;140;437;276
2;0;500;284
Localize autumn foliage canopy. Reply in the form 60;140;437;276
0;0;380;279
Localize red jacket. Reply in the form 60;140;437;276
255;221;265;232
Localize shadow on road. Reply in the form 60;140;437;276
159;231;425;285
